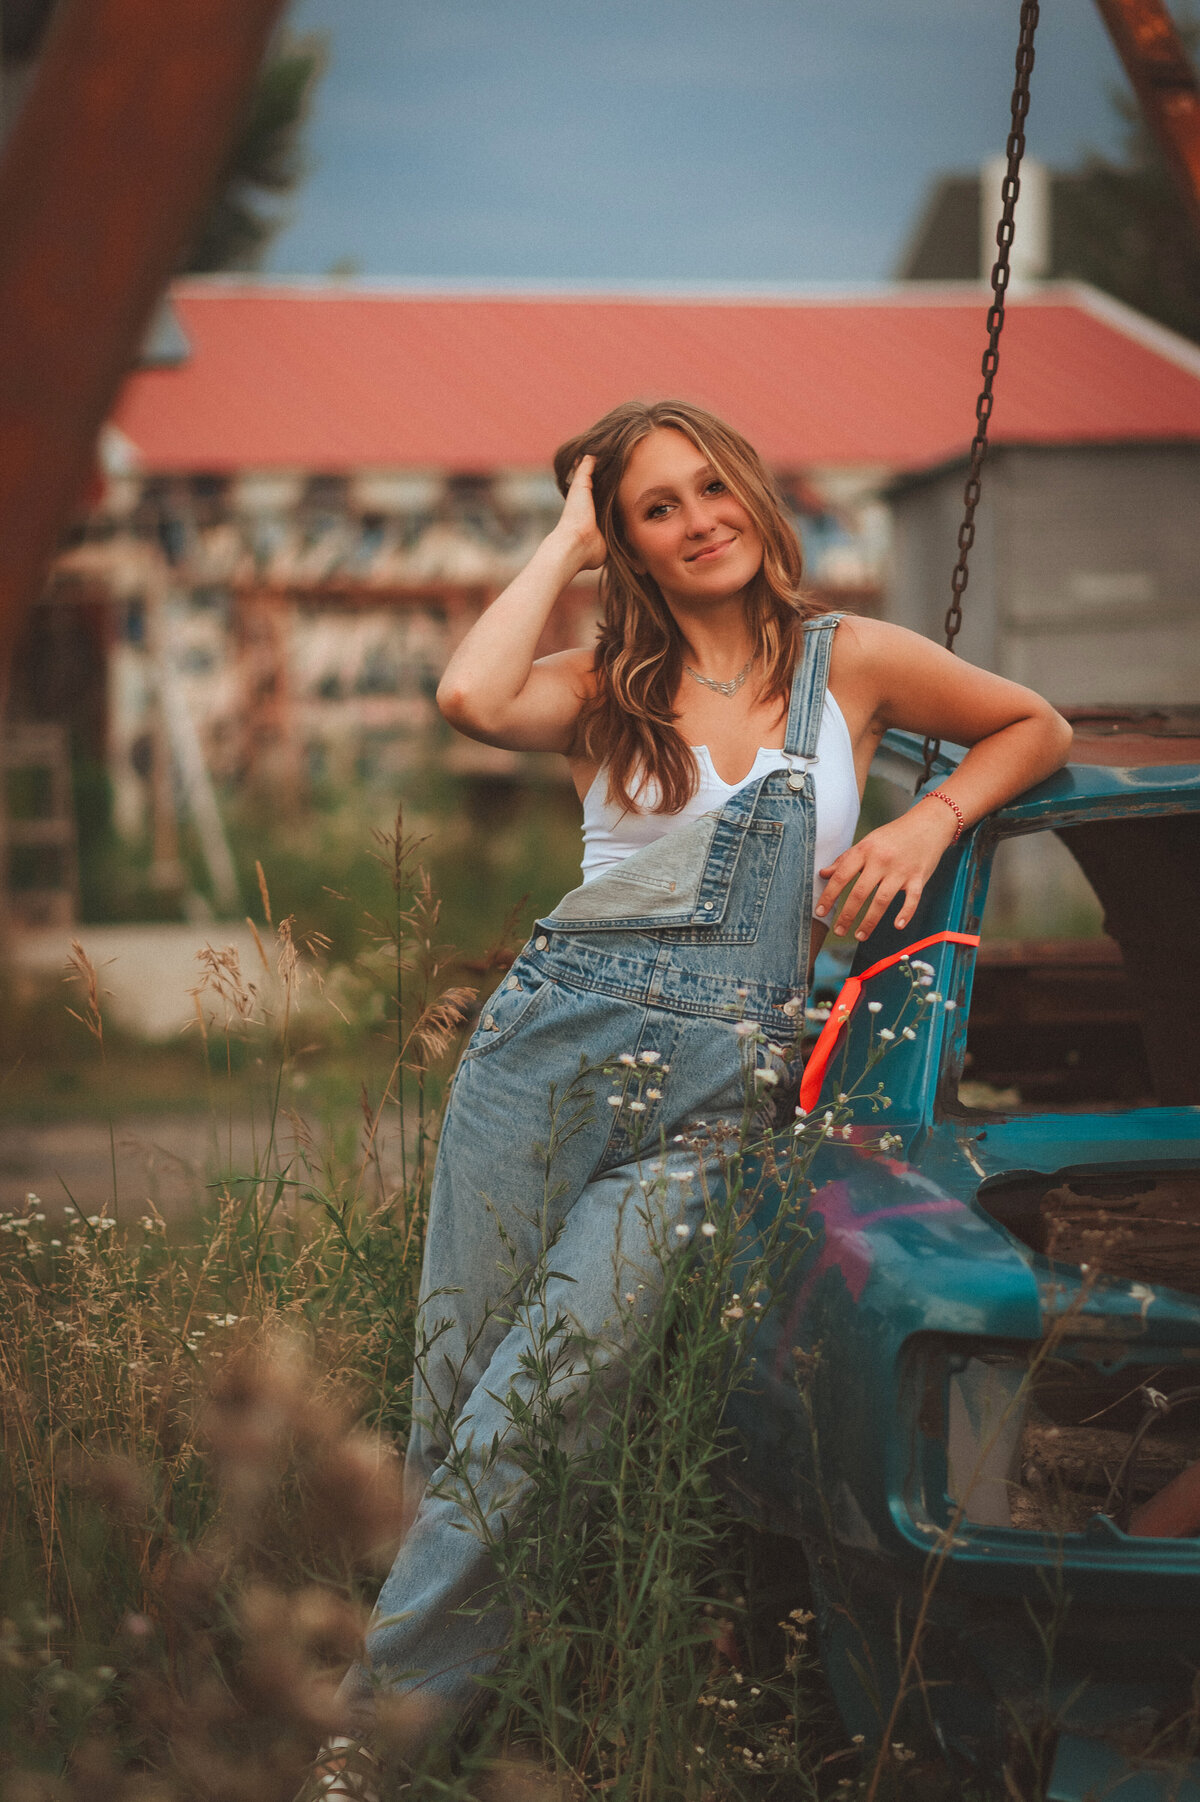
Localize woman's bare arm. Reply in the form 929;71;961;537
818;617;1073;941
436;456;604;753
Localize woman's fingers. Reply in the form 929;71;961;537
814;854;860;920
559;456;606;568
855;876;916;940
892;881;923;933
817;806;958;941
818;849;928;940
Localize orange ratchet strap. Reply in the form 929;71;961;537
797;931;981;1114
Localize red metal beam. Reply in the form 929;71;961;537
1093;0;1200;235
0;0;287;691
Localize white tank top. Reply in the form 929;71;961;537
580;691;860;918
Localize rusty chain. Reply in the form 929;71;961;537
917;0;1040;792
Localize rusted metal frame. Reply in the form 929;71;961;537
1093;0;1200;236
0;0;288;694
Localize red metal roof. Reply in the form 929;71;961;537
110;280;1200;476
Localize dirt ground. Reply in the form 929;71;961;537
0;1110;407;1217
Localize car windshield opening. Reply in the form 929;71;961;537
957;813;1200;1113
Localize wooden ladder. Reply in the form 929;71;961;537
0;721;79;927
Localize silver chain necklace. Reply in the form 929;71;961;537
683;653;755;699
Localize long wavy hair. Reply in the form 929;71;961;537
553;399;824;815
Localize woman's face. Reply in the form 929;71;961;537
616;428;763;608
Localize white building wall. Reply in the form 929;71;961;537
888;444;1200;705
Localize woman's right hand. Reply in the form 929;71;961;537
436;456;602;752
553;455;607;571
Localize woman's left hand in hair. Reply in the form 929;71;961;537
815;803;959;941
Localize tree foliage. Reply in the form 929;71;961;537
183;33;326;274
1054;18;1200;346
1;2;324;273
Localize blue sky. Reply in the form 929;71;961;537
267;0;1136;285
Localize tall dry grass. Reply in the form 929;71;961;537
1;813;970;1801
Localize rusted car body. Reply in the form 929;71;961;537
732;711;1200;1800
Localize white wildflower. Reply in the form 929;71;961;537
944;997;957;1010
700;1221;717;1238
735;1020;759;1038
901;1026;917;1040
867;1000;882;1013
618;1052;637;1067
878;1028;895;1042
753;1067;779;1086
628;1099;647;1114
607;1094;623;1108
674;1223;691;1241
639;1049;659;1063
646;1086;662;1100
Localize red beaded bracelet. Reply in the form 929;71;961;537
924;788;965;841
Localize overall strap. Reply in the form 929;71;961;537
783;614;842;761
782;614;842;986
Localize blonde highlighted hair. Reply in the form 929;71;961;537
553;399;824;815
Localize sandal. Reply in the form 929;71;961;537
303;1737;386;1802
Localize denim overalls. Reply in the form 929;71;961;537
340;615;841;1737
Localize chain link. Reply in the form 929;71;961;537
917;0;1040;792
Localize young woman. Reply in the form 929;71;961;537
323;399;1072;1781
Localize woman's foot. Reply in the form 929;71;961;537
302;1737;387;1802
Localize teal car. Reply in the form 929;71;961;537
731;709;1200;1801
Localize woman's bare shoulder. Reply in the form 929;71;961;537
828;614;956;701
827;611;1065;746
828;612;921;667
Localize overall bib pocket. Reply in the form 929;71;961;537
544;804;783;940
648;818;784;945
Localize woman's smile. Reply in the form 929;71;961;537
685;536;736;563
